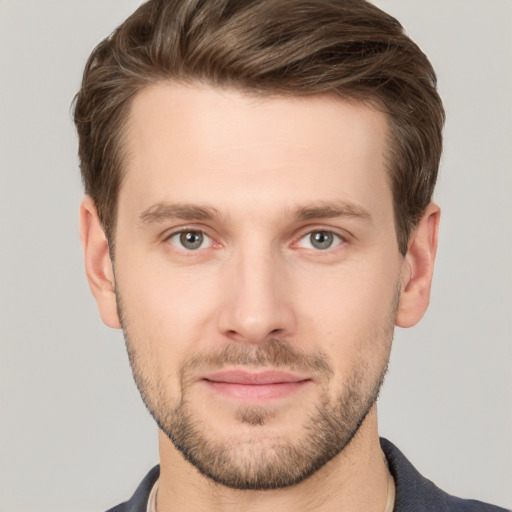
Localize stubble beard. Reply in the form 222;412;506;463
118;293;397;491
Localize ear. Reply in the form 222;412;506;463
79;196;121;329
395;202;440;328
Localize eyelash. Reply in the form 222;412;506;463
164;227;346;253
166;229;215;251
295;230;345;251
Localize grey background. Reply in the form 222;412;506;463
0;1;510;510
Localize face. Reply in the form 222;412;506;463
110;83;406;489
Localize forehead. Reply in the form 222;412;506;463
120;82;392;219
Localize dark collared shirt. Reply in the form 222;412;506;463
106;438;509;512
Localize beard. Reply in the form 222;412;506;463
118;292;396;491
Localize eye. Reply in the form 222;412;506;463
167;230;212;250
297;230;343;250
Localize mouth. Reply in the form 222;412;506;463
200;369;312;401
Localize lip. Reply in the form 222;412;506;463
200;369;312;401
202;369;310;385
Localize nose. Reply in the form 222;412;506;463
216;244;296;345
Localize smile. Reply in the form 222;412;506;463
200;370;312;401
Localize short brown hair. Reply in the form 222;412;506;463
74;0;444;255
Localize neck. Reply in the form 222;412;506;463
156;406;391;512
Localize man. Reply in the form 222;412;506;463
73;1;508;511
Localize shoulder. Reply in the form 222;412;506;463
105;465;160;512
380;438;509;512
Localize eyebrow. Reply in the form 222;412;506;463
294;202;372;222
138;200;372;225
139;202;221;224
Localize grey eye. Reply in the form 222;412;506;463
180;231;204;250
168;230;211;250
309;231;334;250
296;230;343;251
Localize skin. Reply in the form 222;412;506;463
80;83;439;512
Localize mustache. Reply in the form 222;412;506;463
181;338;334;377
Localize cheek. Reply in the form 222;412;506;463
298;258;398;324
115;258;221;361
293;258;399;369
